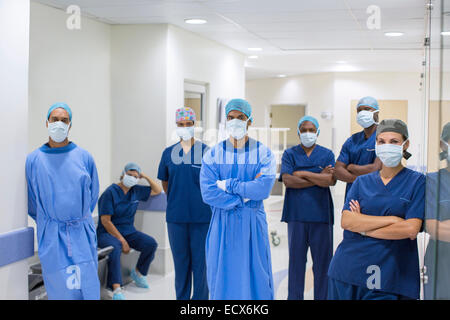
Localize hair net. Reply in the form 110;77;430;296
225;99;253;122
47;102;72;121
176;107;196;123
357;96;379;111
377;119;411;160
124;162;141;175
297;115;320;135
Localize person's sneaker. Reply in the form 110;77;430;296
112;292;125;300
130;269;149;289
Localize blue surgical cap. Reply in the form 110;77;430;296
124;162;141;174
357;96;379;110
297;116;320;135
47;102;72;121
225;99;253;122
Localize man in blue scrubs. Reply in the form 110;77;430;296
280;116;336;300
26;103;100;300
158;107;211;300
335;96;382;198
200;99;276;300
97;162;162;300
328;119;425;300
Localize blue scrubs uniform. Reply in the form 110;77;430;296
424;169;450;299
279;144;335;300
158;141;211;300
200;138;276;300
337;130;377;197
328;168;425;300
26;142;100;300
97;184;158;289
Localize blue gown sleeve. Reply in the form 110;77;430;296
157;149;169;181
135;185;151;202
278;150;294;182
25;156;37;221
405;174;426;221
343;177;360;211
226;148;276;201
337;138;351;165
327;149;336;167
87;154;100;213
200;149;244;210
98;190;114;216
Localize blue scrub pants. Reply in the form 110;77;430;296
97;231;158;289
328;278;413;300
167;222;209;300
287;221;333;300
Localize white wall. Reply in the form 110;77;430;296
29;1;112;192
0;0;30;300
110;24;168;180
166;25;245;145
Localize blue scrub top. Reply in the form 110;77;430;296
328;167;425;299
157;140;212;223
97;184;151;236
337;130;377;196
279;144;335;224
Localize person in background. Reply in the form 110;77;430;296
97;162;162;300
200;99;276;300
335;96;382;198
328;119;425;300
280;115;336;300
26;103;100;299
157;107;211;300
424;122;450;299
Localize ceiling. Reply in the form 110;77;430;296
33;0;450;79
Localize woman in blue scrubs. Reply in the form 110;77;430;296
280;116;336;300
328;119;425;300
335;96;382;198
424;122;450;299
157;107;211;300
97;162;162;300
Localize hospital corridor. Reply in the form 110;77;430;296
1;0;450;306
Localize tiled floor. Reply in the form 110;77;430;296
104;196;322;300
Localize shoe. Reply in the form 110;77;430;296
130;269;149;289
113;292;125;300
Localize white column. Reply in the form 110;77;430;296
0;0;30;300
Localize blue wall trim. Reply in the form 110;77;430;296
138;192;167;212
0;227;34;268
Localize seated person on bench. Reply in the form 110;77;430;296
97;162;162;300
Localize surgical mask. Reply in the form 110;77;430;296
176;126;194;141
226;118;248;140
375;140;408;167
299;132;317;148
122;174;139;188
47;121;70;143
357;110;379;129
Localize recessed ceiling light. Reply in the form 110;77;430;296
384;32;404;37
185;18;207;25
441;31;450;36
248;55;259;59
248;48;262;51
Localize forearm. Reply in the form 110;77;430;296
102;220;125;242
295;171;336;187
143;176;162;195
341;210;402;233
426;220;450;242
366;219;422;240
282;174;315;189
347;163;379;176
334;166;357;183
161;181;168;194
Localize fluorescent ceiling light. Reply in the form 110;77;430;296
441;31;450;36
384;32;404;37
248;47;262;51
185;18;207;25
277;74;287;78
248;55;259;59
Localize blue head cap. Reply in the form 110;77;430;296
297;115;320;136
225;99;253;122
124;162;141;175
357;96;379;110
47;102;72;121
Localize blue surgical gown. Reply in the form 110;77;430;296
200;138;276;300
279;144;335;224
337;130;377;197
328;167;425;299
26;142;100;300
